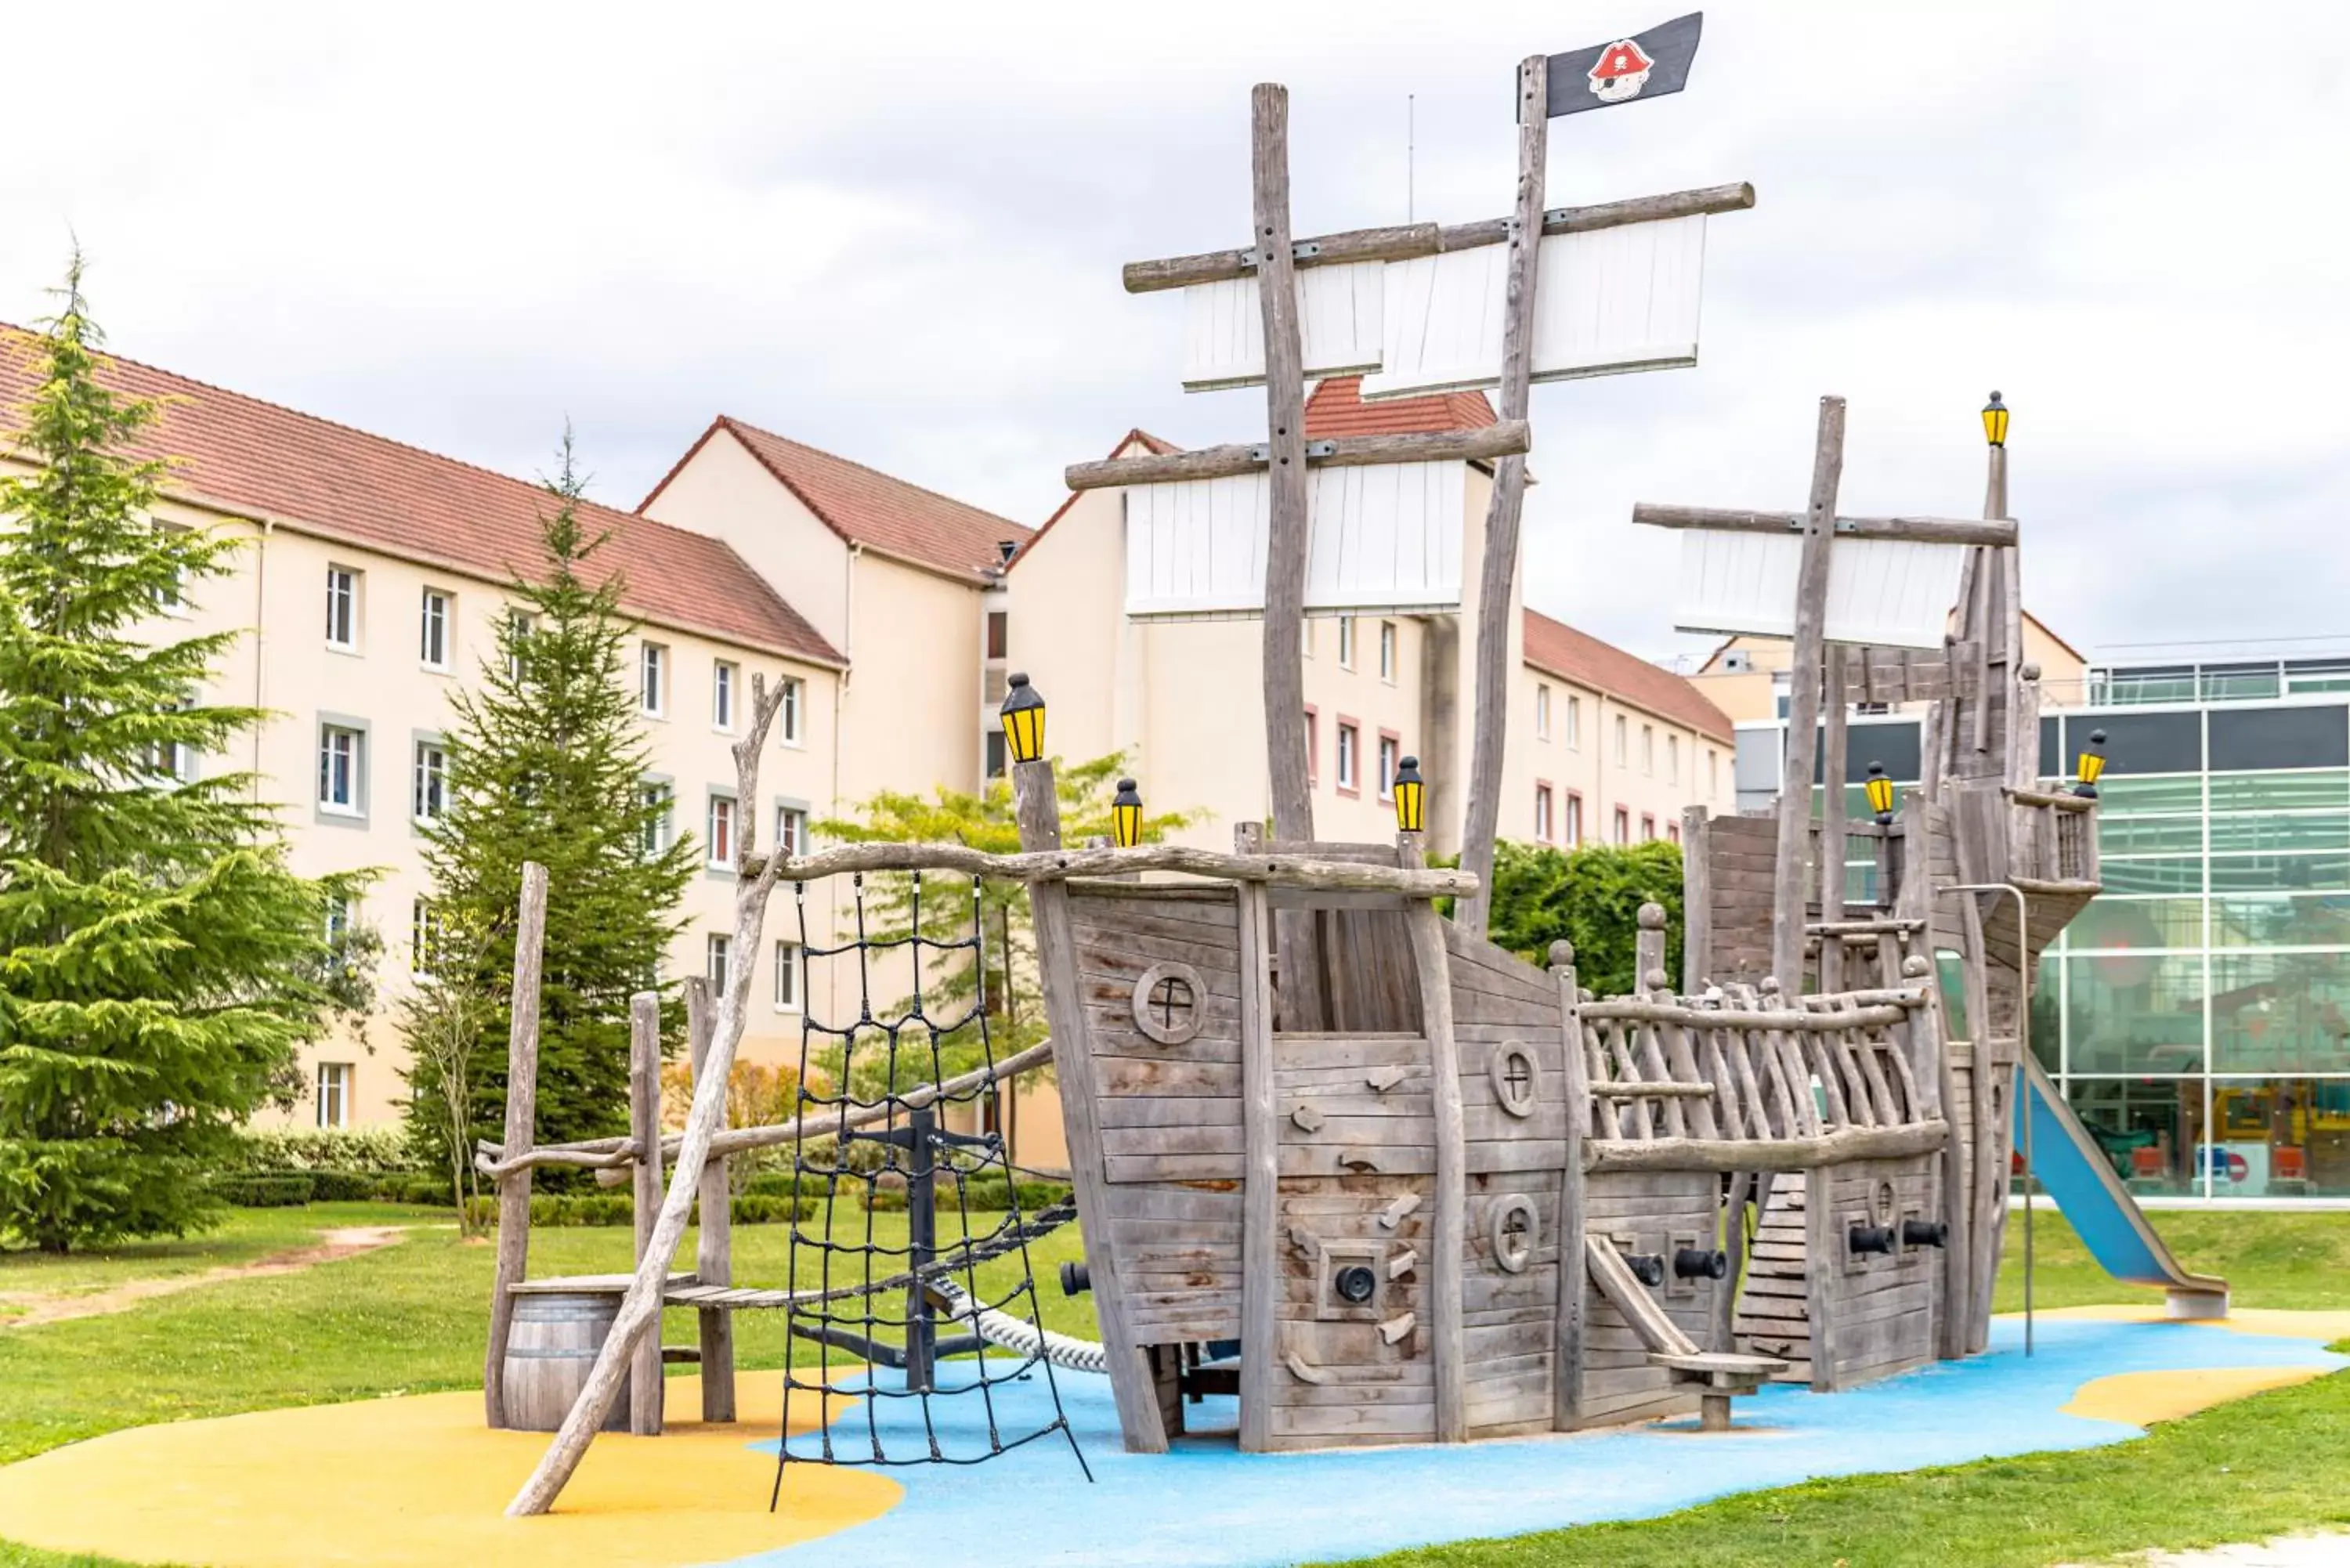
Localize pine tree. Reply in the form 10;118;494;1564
404;438;695;1171
0;258;355;1252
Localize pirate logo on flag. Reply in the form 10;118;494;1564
1588;38;1655;103
1544;13;1703;118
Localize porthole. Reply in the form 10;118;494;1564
1488;1041;1538;1118
1488;1193;1538;1274
1130;961;1206;1046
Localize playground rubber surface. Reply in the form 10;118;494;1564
0;1313;2339;1568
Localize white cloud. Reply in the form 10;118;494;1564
5;0;2346;663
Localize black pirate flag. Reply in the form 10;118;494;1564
1543;13;1704;117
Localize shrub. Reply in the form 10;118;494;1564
212;1172;315;1207
459;1190;818;1230
732;1194;815;1225
221;1126;420;1176
304;1169;384;1202
860;1175;1068;1213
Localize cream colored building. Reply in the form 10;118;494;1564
0;329;1037;1129
1688;616;2087;728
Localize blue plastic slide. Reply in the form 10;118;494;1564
2013;1055;2229;1319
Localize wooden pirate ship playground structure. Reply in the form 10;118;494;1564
469;14;2228;1520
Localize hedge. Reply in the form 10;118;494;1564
451;1192;819;1230
862;1177;1072;1213
210;1172;318;1207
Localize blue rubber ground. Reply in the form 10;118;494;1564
735;1319;2342;1568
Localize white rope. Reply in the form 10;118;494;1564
928;1277;1109;1375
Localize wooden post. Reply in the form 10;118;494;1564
1820;645;1850;992
1455;51;1549;939
1234;822;1278;1452
1770;396;1849;990
686;977;735;1422
1253;82;1313;842
1680;806;1712;993
484;859;549;1429
1550;941;1587;1430
1014;756;1168;1452
1400;833;1466;1442
627;992;665;1436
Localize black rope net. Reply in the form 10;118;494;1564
774;873;1089;1505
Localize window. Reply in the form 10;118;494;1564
154;522;192;616
707;794;736;868
1707;749;1719;796
1667;734;1679;784
325;565;360;650
317;724;364;815
774;941;801;1010
706;934;732;993
778;676;804;746
712;661;737;731
1303;707;1319;786
316;1062;350;1129
1379;621;1397;681
640;782;674;854
1336;722;1360;793
985;729;1007;779
508;611;535;680
1614;807;1631;844
1641;814;1657;841
1564;792;1584;847
419;588;451;670
1642;725;1655;775
410;898;443;977
1614;714;1628;764
1566;695;1582;750
1337;616;1356;670
411;739;447;822
1535;684;1551;740
1378;735;1401;800
324;893;353;945
1667;822;1681;845
776;804;810;860
146;696;195;783
640;642;667;717
1301;620;1315;658
1535;785;1554;841
985;611;1008;660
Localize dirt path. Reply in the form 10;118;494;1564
0;1225;410;1329
2067;1537;2350;1567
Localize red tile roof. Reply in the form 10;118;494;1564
1303;376;1497;439
1523;608;1733;743
0;325;841;667
651;416;1031;585
1008;428;1178;569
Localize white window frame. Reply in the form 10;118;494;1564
1708;749;1719;796
1667;734;1679;785
419;587;453;672
1378;620;1397;682
1642;724;1655;775
325;565;361;652
316;1062;350;1129
508;611;535;681
707;793;736;869
1564;793;1583;847
324;893;354;945
777;676;804;747
1566;695;1582;751
1336;723;1359;790
410;898;443;977
1535;785;1553;842
712;660;738;732
774;940;801;1011
707;933;732;994
1614;715;1629;766
776;804;810;860
1377;735;1400;802
640;781;674;855
1337;616;1356;670
1535;683;1551;740
318;723;364;817
640;641;668;718
411;738;448;824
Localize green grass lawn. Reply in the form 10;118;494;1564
0;1201;2345;1568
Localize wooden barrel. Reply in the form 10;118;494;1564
503;1287;632;1433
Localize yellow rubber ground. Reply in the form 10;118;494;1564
0;1374;898;1568
2016;1305;2350;1426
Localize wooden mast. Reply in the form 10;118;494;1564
1455;52;1549;940
1770;397;1849;990
1253;82;1313;842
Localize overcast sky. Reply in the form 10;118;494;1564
5;2;2345;670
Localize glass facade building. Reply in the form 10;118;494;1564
1733;659;2350;1201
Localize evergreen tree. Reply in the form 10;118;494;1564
1480;837;1684;995
404;439;695;1170
0;258;355;1252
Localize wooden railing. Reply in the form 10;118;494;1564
1570;975;1947;1173
2004;787;2099;887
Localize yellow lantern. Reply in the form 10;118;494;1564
1112;777;1144;848
1981;390;2009;447
1394;754;1426;834
2075;728;2107;798
999;671;1046;765
1864;761;1896;825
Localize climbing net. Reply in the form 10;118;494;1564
775;873;1090;1505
